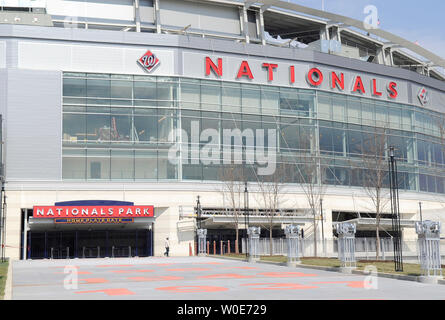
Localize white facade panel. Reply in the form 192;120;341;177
160;0;241;35
0;41;6;69
18;41;175;75
46;0;134;21
5;69;62;181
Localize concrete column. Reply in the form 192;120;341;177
154;0;161;34
240;6;250;43
134;0;141;32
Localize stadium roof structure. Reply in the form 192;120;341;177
1;0;444;81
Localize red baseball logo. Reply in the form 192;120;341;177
418;87;429;105
138;50;160;72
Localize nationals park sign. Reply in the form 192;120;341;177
33;205;154;219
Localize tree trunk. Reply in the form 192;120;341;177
269;225;273;256
376;220;380;260
313;208;317;257
235;225;239;254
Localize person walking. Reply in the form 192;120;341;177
164;237;170;257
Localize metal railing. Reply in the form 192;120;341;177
241;237;445;262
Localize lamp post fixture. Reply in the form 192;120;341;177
244;182;249;260
388;146;403;272
196;195;201;230
419;202;423;222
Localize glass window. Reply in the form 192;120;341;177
280;88;313;117
158;109;175;144
332;95;346;122
87;79;110;98
346;128;362;157
63;114;86;143
222;83;241;113
62;149;86;179
201;81;220;111
361;100;374;126
389;107;401;130
261;87;279;116
401;109;412;131
183;164;203;180
242;84;260;114
428;175;436;193
111;112;132;143
181;79;200;109
111;80;132;99
86;114;111;142
87;149;110;180
319;125;333;154
157;80;178;108
375;103;388;126
347;97;361;124
134;109;158;144
280;118;299;151
388;132;407;161
134;80;156;104
64;78;86;97
419;174;427;191
317;94;332;120
158;150;178;179
135;149;157;179
111;150;134;179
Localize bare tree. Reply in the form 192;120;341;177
360;126;391;259
218;165;245;254
255;163;288;256
293;149;328;257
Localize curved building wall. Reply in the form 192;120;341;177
62;73;445;195
1;24;445;258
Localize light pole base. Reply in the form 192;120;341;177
248;256;259;263
287;261;301;267
418;276;442;284
339;267;356;274
198;253;206;257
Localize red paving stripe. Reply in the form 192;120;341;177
198;273;255;279
166;268;210;272
193;262;224;265
111;269;154;273
156;286;228;293
222;266;257;270
240;283;318;290
96;265;134;268
78;278;109;284
55;271;92;275
75;288;134;296
257;272;317;278
312;281;370;288
51;266;79;269
141;263;174;266
128;276;184;282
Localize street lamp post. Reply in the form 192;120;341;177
419;202;423;222
244;182;249;260
388;146;403;272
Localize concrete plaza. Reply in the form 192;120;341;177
10;256;445;300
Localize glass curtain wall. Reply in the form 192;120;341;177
62;73;445;195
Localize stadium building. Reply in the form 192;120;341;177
0;0;444;259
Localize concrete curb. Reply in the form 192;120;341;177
4;259;12;300
209;255;445;285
